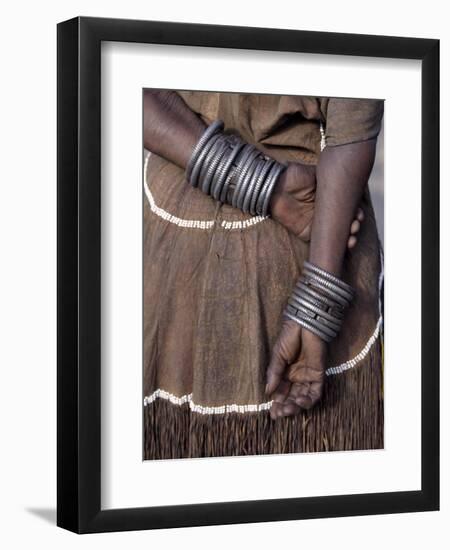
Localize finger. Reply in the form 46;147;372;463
270;401;282;420
295;395;314;410
267;321;302;394
288;381;307;398
357;207;365;222
271;379;291;404
266;350;287;395
347;235;357;249
279;401;300;417
279;387;303;417
289;381;310;403
291;381;323;410
350;219;360;235
270;378;293;419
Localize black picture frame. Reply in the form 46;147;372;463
57;16;439;533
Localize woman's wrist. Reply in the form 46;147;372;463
284;260;354;343
185;120;287;216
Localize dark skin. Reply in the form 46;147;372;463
143;90;373;418
143;90;364;246
266;140;377;418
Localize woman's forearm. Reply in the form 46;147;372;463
308;139;377;277
143;90;206;168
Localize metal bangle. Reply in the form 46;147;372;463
292;286;332;313
289;293;342;330
190;133;222;188
228;144;255;206
303;261;355;297
284;308;334;343
249;158;275;215
304;272;354;303
223;172;237;204
261;163;285;217
232;148;260;209
262;164;285;216
292;290;344;325
234;151;261;210
200;136;230;194
254;162;278;216
210;141;234;200
242;158;266;213
218;140;247;203
284;259;355;343
288;299;342;334
186;119;224;182
212;137;241;201
197;133;228;188
304;278;350;308
287;302;338;339
295;280;345;317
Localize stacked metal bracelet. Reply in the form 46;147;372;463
284;261;355;343
185;119;286;216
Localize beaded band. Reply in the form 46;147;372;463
284;262;354;343
186;119;286;217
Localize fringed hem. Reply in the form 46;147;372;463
144;338;384;460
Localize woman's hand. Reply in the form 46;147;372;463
269;163;316;240
270;163;364;246
266;140;378;419
266;320;326;419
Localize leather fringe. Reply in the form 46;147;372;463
144;339;383;459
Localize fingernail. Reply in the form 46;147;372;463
265;384;269;394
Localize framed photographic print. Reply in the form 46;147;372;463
57;16;439;533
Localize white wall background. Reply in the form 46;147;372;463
0;1;446;547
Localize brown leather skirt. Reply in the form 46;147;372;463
143;151;384;459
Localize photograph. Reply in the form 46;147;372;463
0;0;443;541
143;90;385;459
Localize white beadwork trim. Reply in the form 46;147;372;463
143;255;384;413
328;248;384;375
144;152;267;230
325;316;382;376
144;178;215;229
144;314;381;415
144;312;382;414
143;153;385;414
221;216;266;229
144;389;273;415
320;122;327;151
